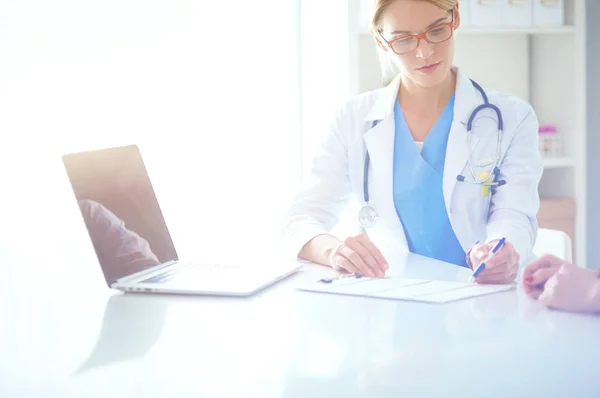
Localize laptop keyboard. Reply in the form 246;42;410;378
139;262;241;284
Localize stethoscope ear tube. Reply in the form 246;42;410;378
460;81;505;189
467;103;504;132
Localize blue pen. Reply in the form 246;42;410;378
471;237;506;280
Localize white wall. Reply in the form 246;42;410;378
300;0;353;173
0;0;301;263
454;34;530;101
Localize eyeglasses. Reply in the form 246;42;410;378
376;13;456;55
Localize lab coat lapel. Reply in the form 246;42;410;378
361;69;481;248
442;68;480;212
362;76;407;249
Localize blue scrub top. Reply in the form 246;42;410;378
392;96;468;267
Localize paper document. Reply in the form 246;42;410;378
298;276;514;303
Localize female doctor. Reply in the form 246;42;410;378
282;0;543;284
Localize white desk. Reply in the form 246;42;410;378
2;244;600;398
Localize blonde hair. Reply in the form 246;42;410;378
371;0;457;31
370;0;458;84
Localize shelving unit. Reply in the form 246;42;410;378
542;157;576;169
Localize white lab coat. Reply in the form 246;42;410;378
283;67;543;266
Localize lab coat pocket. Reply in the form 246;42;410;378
471;168;494;224
453;174;486;225
482;193;492;223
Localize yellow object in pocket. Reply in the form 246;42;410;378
478;171;490;197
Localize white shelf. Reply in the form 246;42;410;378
543;157;575;169
457;26;575;35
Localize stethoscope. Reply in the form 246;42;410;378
358;79;506;229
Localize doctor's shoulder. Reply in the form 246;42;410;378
327;86;390;142
484;88;540;134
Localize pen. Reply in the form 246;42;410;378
471;237;506;281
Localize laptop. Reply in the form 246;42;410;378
62;144;300;296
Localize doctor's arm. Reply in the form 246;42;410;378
484;104;543;269
281;109;387;277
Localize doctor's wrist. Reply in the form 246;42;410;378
466;243;480;270
300;234;342;267
466;251;474;270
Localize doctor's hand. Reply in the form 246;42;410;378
327;234;389;278
469;240;519;284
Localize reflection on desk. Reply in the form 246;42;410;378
2;251;600;398
75;294;169;373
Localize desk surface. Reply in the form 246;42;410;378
3;244;600;398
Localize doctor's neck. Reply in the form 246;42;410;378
398;70;456;111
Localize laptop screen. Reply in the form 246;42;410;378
62;144;178;286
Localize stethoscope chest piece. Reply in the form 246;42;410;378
358;204;378;228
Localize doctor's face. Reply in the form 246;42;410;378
376;0;459;88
